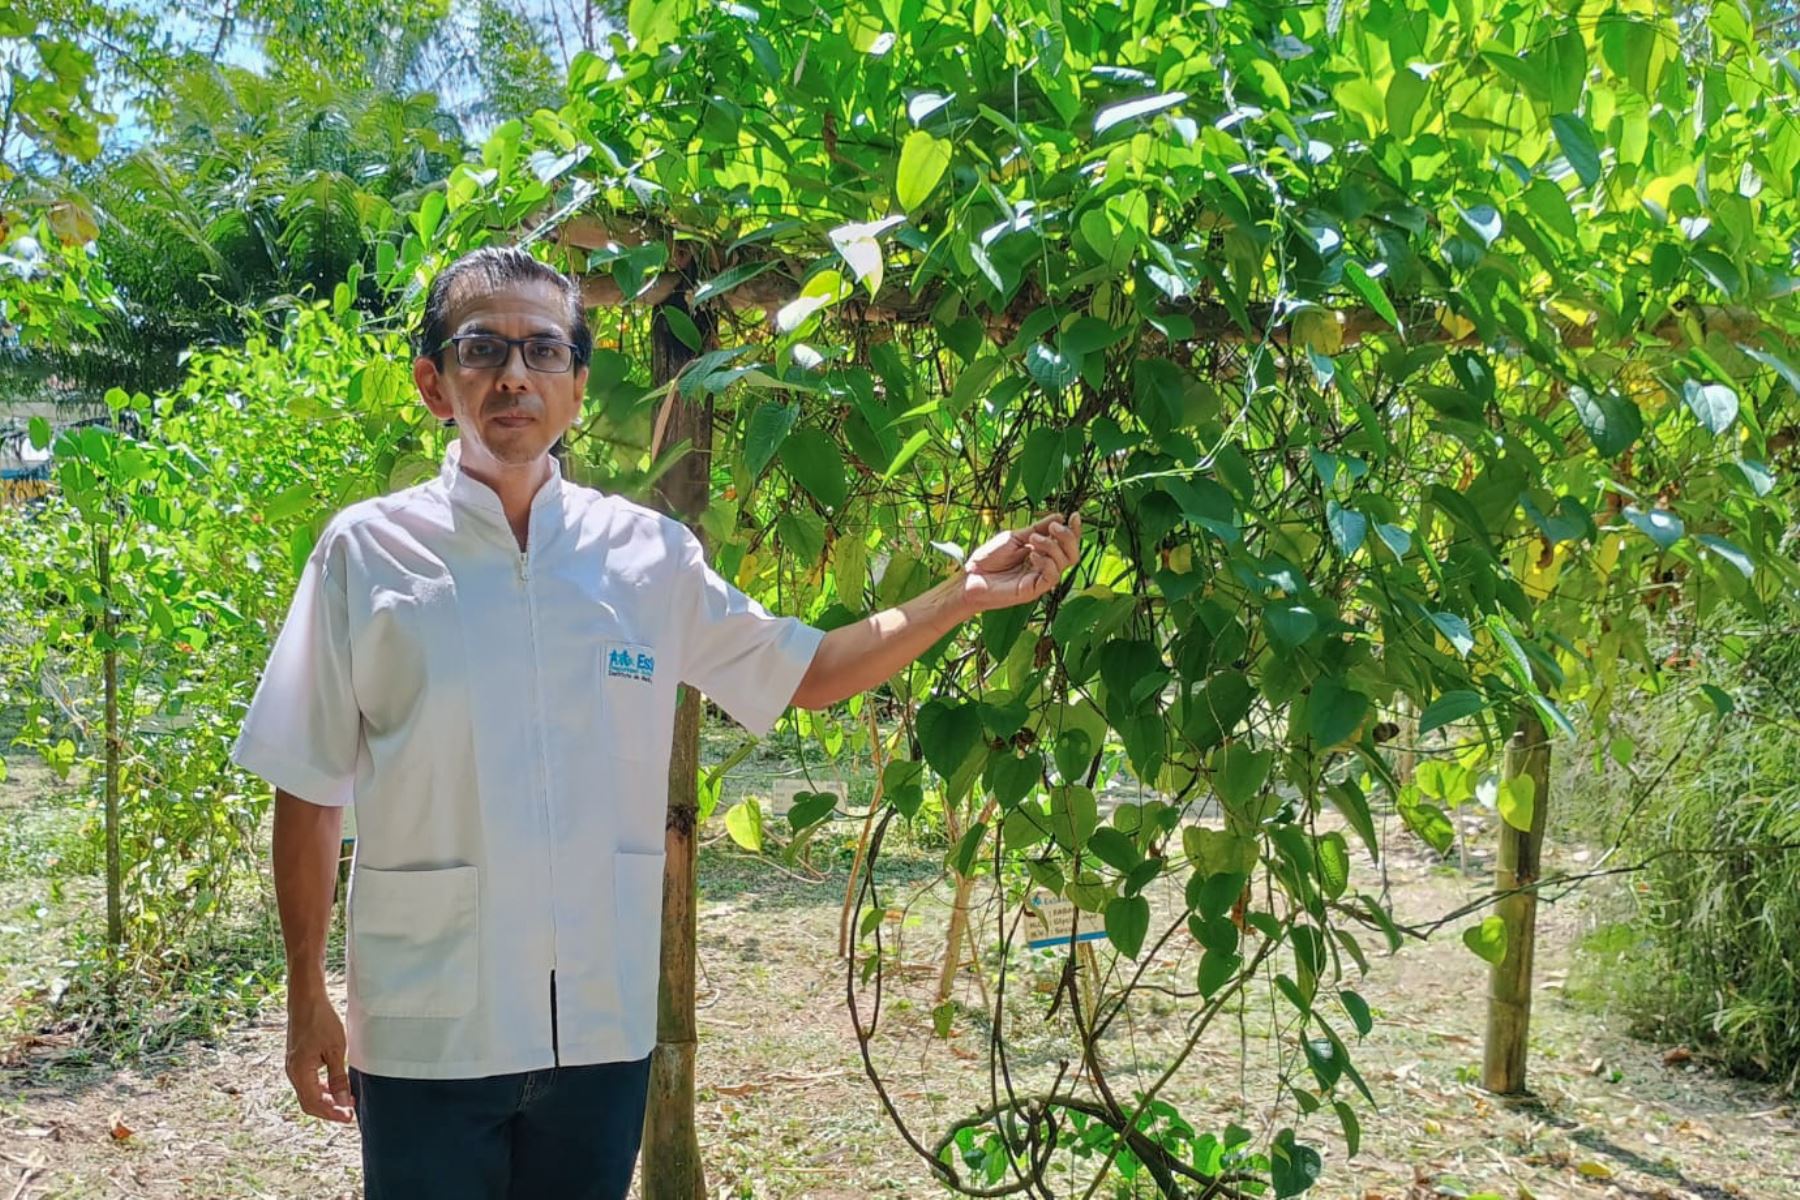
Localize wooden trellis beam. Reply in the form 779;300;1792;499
552;213;1775;354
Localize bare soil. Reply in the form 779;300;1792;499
2;749;1797;1200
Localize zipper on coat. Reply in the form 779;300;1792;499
549;970;561;1067
519;532;561;1064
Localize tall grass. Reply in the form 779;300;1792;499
1576;635;1800;1090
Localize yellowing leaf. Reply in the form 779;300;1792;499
724;798;764;853
896;131;952;211
1497;774;1535;832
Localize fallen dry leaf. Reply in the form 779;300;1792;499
108;1111;133;1141
1662;1046;1692;1067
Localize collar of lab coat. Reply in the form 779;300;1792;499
438;438;565;526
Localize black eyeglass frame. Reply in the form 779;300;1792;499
436;334;587;373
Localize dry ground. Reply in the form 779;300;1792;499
3;747;1798;1200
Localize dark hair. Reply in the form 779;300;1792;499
416;245;592;367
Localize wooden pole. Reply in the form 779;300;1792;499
642;300;712;1200
838;705;886;959
1482;710;1551;1095
99;531;122;964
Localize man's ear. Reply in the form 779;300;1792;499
414;356;454;423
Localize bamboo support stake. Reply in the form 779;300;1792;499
99;532;122;968
935;797;996;1009
642;302;711;1200
838;703;887;959
1482;711;1551;1095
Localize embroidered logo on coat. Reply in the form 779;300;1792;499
605;643;656;683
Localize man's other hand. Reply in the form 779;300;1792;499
286;988;354;1123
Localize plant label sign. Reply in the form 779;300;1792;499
768;776;848;817
1024;890;1107;950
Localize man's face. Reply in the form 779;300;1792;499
414;279;589;475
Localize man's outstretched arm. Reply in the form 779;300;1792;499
791;513;1082;710
272;788;354;1123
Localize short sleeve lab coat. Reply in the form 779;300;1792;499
232;439;825;1079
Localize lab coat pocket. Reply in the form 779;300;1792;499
350;865;479;1019
613;850;667;1041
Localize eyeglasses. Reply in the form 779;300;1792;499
440;335;582;373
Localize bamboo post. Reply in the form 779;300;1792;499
642;300;712;1200
1482;710;1551;1095
99;531;122;966
934;798;996;1010
839;704;887;959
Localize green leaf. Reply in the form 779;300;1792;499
1265;602;1321;648
1682;379;1739;434
787;791;838;831
1342;261;1401;331
1385;67;1427;139
1335;1100;1362;1158
725;798;763;853
1307;679;1369;748
1197;949;1240;997
1375;522;1411;559
950;821;986;876
1739;346;1800;398
1523;177;1578;240
1214;743;1273;812
1697;534;1753;578
1399;794;1454;854
1551;113;1602;188
1730;459;1775;498
1497;774;1535;832
1463;916;1507;965
884;760;925;818
1326;501;1367;556
1569;386;1642;457
778;428;847;510
1049;784;1099;852
1700;683;1735;716
692;260;776;304
1419;690;1485;735
917;700;981;779
1623;506;1683;549
1316;832;1351;901
1339;990;1373;1037
1185;826;1258;877
1104;894;1151;958
1458;203;1503;246
1428;611;1475;657
1271;1128;1323;1198
775;269;851;332
1019;426;1071;504
1326;781;1379;860
1094;91;1188;135
745;402;802;478
661;306;703;352
263;482;313;523
1024;343;1080;392
896;130;952;211
1089;827;1142;874
27;417;50;450
986;751;1042;809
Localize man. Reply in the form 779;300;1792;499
233;245;1082;1199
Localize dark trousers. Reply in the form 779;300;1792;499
351;1056;653;1200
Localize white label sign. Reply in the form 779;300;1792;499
1024;889;1107;950
767;776;849;817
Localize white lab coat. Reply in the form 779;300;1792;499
234;440;823;1079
